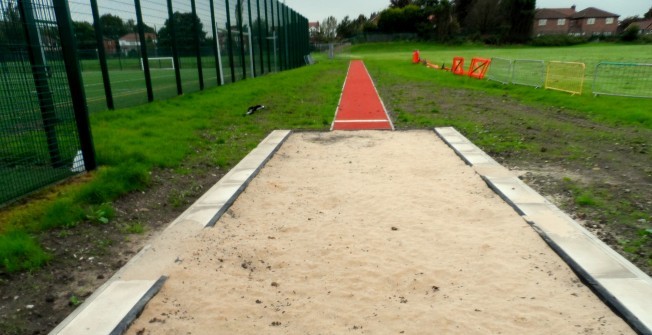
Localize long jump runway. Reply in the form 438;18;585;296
51;62;651;335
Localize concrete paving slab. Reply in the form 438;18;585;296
482;176;549;209
53;278;166;335
599;278;652;330
49;130;291;335
435;126;652;335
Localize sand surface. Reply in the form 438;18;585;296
127;131;634;335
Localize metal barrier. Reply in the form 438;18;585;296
512;59;546;88
487;57;512;84
0;0;96;204
593;62;652;99
545;61;586;95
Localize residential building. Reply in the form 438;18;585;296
118;32;158;56
627;18;652;35
533;6;619;36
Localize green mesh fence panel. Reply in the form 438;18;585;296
512;59;546;88
593;62;652;99
487;57;512;84
0;0;86;204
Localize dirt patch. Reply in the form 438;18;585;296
0;165;223;335
380;81;652;276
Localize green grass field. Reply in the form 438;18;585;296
1;42;651;274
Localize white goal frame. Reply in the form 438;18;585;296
140;57;175;71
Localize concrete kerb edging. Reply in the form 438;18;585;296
434;126;652;335
49;130;292;335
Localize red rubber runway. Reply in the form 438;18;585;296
331;60;394;131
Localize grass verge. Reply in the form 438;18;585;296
0;59;348;273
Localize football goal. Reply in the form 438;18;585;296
140;57;175;70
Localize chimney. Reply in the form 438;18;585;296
571;5;576;11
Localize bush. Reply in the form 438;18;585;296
620;24;640;42
530;34;588;46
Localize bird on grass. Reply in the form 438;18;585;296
246;105;266;115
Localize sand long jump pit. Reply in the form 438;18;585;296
125;130;634;335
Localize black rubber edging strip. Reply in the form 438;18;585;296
110;275;168;335
205;130;292;228
484;178;651;335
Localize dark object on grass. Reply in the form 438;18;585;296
246;105;266;115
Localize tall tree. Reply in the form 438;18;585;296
321;16;338;41
390;0;413;8
501;0;535;43
453;0;473;31
157;12;207;51
99;14;129;43
72;21;96;50
0;2;24;47
645;7;652;19
464;0;502;35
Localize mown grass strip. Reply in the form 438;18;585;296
0;59;348;273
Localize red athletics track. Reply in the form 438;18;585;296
331;60;394;131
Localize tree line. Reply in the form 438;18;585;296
313;0;652;44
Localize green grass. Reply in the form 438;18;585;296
2;42;652;273
0;57;347;273
345;42;652;129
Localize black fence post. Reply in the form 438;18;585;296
256;0;263;74
18;0;62;168
52;0;97;171
165;0;183;95
264;0;270;73
134;0;154;102
225;0;236;82
246;0;255;77
90;0;114;110
209;0;222;86
237;0;246;79
191;0;204;90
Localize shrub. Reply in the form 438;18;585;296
530;34;588;46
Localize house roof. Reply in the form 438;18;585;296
119;32;157;42
628;18;652;31
571;7;619;19
309;22;320;29
535;8;576;19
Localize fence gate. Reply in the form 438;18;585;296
0;0;95;205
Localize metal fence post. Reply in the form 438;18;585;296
52;0;97;170
263;0;270;73
256;0;263;74
134;0;154;102
90;0;114;110
18;0;62;168
191;0;204;90
225;0;236;82
237;0;246;79
245;0;255;77
166;0;183;95
209;0;222;86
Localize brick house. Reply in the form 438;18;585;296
533;6;619;36
118;32;158;56
627;18;652;35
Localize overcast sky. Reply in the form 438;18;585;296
283;0;652;23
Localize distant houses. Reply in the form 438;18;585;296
533;6;619;37
627;18;652;35
118;32;158;56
